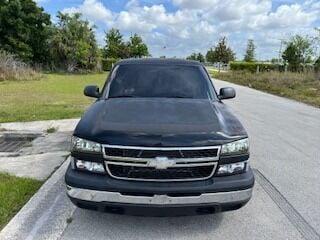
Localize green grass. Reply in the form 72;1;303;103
0;73;107;123
210;70;320;108
0;173;42;230
1;70;318;123
46;127;57;133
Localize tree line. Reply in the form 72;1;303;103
187;31;320;72
0;0;149;72
1;0;319;73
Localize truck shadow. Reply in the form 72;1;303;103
66;209;224;239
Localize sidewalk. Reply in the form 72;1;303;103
0;119;79;133
0;119;78;180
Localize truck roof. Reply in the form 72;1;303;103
116;58;202;66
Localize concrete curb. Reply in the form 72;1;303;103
0;119;79;133
0;157;76;240
0;151;69;180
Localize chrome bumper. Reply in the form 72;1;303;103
66;186;253;205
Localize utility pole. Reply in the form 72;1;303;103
278;39;285;64
278;38;286;71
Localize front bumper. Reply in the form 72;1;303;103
65;164;254;215
67;186;252;205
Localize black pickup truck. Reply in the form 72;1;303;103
65;58;254;216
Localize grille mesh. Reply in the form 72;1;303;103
104;147;218;159
108;164;214;180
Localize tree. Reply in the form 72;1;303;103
244;39;255;62
206;37;235;66
128;34;149;58
50;12;99;72
313;28;320;56
186;52;205;62
315;57;320;69
282;35;313;71
186;53;197;61
271;58;280;64
103;28;129;59
103;30;149;59
0;0;51;64
313;28;320;71
197;53;205;62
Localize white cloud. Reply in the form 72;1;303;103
125;0;140;9
206;0;271;22
252;4;317;29
115;11;156;32
62;0;113;25
172;0;216;9
60;0;319;59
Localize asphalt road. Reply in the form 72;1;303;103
1;79;319;240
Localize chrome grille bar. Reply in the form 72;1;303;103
103;144;221;150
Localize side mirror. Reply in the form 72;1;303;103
219;87;236;100
84;85;100;98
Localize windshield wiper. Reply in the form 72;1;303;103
109;95;135;98
165;95;191;99
109;95;191;99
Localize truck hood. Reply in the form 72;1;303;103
74;98;247;147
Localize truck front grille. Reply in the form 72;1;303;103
108;165;214;181
103;145;220;182
104;148;219;159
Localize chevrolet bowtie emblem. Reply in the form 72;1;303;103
148;156;175;169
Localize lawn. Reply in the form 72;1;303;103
1;70;319;123
0;73;107;123
0;173;42;230
210;70;320;108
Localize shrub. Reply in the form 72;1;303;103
230;61;283;72
49;13;100;72
101;58;118;71
315;58;320;72
0;50;40;81
211;70;320;107
315;58;320;80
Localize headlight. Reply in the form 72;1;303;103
71;136;101;153
216;161;247;176
221;138;249;155
75;159;105;173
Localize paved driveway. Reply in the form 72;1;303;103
1;79;319;240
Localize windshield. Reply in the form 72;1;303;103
108;64;214;99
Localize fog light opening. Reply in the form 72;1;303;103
217;161;247;176
75;159;105;173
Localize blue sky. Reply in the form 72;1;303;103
36;0;320;60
